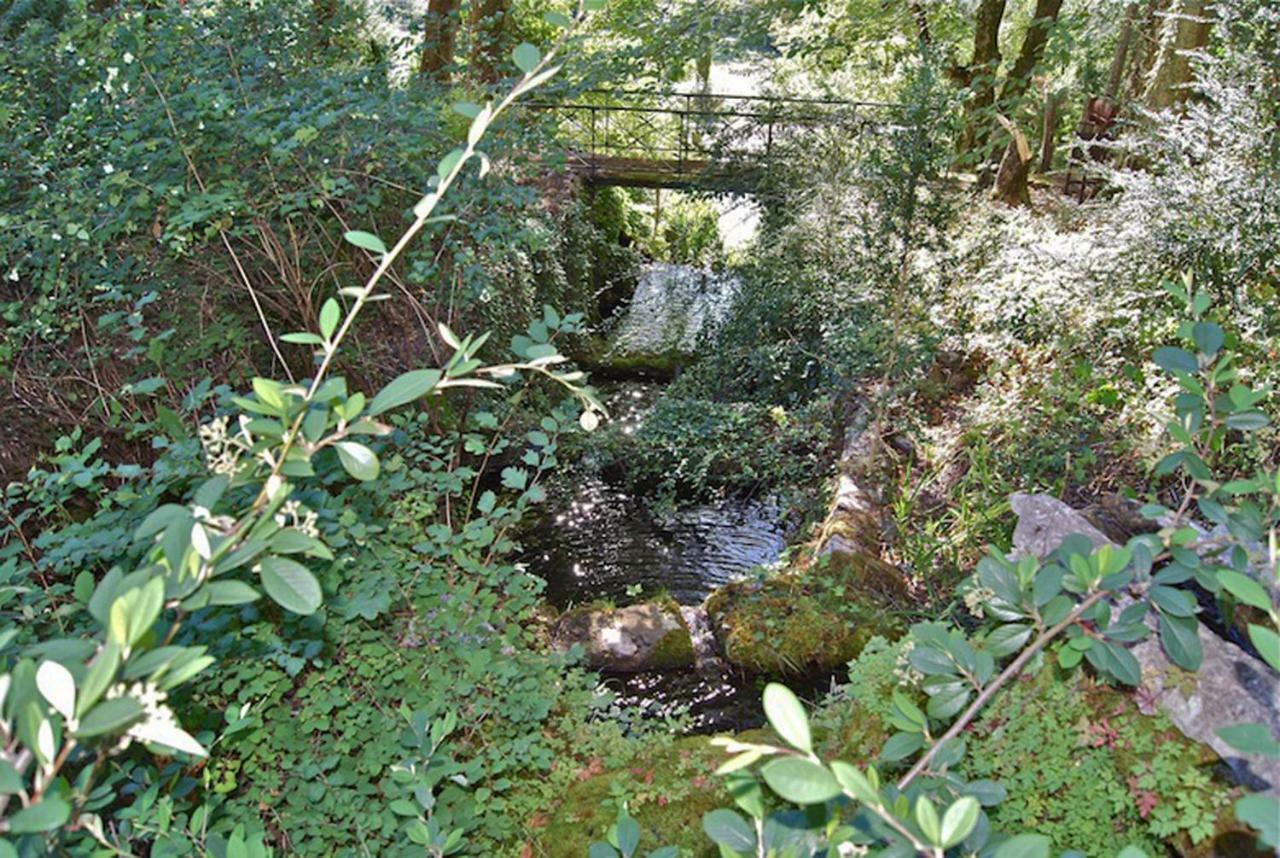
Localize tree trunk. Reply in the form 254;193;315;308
419;0;460;79
1105;3;1141;100
1125;0;1170;103
906;0;933;45
993;117;1033;206
958;0;1009;156
312;0;339;48
1039;89;1061;172
1000;0;1066;108
469;0;509;84
1143;0;1213;109
977;0;1065;186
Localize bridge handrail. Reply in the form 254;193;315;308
520;89;916;188
572;88;907;110
523;100;891;125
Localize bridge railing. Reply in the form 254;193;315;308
523;90;905;177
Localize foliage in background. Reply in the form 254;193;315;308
0;0;601;482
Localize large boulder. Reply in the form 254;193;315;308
706;552;907;675
1009;492;1280;795
552;600;695;673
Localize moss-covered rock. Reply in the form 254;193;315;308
552;598;695;672
706;551;908;675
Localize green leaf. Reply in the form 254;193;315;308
926;684;971;720
1102;642;1142;686
1191;321;1223;356
76;642;121;718
437;148;465;182
258;557;322;615
1235;794;1279;848
343;230;386;255
615;813;640;857
879;731;925;762
941;796;981;848
1217;570;1272;612
512;42;541;74
762;683;811;753
543;10;571;26
252;377;286;410
829;761;878;805
335;441;379;481
280;332;324;345
1148;584;1197;617
986;623;1032;657
892;689;927;730
1095;543;1132;576
205;580;261;606
1158;611;1203;671
1216;723;1280;758
76;696;145;738
1225;411;1270;431
759;757;841;805
368;369;442;416
1247;624;1280;673
1153;346;1198;374
109;577;165;648
916;796;941;845
319;298;340;340
587;845;618;858
994;833;1052;858
7;797;70;833
702;809;755;852
0;759;23;793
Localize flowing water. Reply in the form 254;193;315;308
609;263;740;357
519;263;818;731
524;471;786;608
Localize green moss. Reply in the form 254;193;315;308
596;349;686;379
649;625;696;669
707;553;908;675
535;735;739;856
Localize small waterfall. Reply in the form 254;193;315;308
610;263;740;358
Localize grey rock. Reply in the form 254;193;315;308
552;602;694;673
1009;491;1109;559
1009;492;1280;795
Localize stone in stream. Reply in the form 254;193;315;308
552;600;695;673
1008;492;1280;796
706;403;909;676
706;552;908;676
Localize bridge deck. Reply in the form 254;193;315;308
566;154;764;190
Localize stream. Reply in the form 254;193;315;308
520;262;831;732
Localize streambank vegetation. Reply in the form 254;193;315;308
0;1;1277;856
